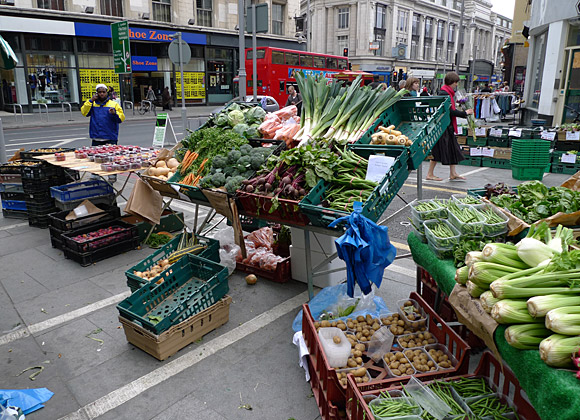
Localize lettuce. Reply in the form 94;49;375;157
228;110;245;127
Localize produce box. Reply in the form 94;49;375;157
2;208;28;219
50;180;113;202
0;191;26;202
551;150;579;165
22;175;66;194
20;148;75;160
0;174;22;184
21;161;63;180
121;210;185;242
491;147;512;160
63;236;140;267
346;351;540;420
48;203;121;231
456;135;467;145
303;292;470;416
117;254;229;334
467;136;488;147
481;157;511;169
356;96;451;170
235;256;291;283
511;165;546;181
62;220;139;253
299;145;408;229
555;139;580;151
459;156;481;166
125;233;220;293
119;295;232;361
1;199;26;211
551;162;580;175
55;193;116;212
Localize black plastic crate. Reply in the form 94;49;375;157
62;220;139;253
27;200;57;215
49;228;64;249
20;148;75;160
2;208;28;219
55;193;116;212
0;183;24;193
22;176;67;194
555;140;580;152
21;162;63;180
28;214;51;229
24;191;53;202
48;203;121;231
63;237;140;267
0;161;31;175
1;191;27;201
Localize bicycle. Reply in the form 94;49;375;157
138;100;156;116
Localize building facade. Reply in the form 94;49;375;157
501;0;530;97
302;0;512;90
0;0;302;110
522;0;580;126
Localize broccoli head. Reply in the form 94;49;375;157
237;155;251;169
211;172;227;187
225;175;246;194
200;176;213;188
227;149;242;164
239;144;253;155
211;155;228;169
223;166;235;177
250;155;265;170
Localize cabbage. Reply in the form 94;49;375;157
215;113;229;127
228;110;245;127
233;123;250;137
245;106;267;124
245;125;259;138
229;103;241;112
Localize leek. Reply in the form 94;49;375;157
481;243;529;270
539;334;580;367
455;266;469;285
491;300;542;324
466;280;486;298
505;324;552;350
546;306;580;335
527;294;580;318
516;237;554;267
465;251;482;266
480;291;501;314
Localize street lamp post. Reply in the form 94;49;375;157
238;0;247;98
176;32;187;133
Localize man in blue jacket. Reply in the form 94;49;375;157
81;84;125;146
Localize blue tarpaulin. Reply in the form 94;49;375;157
0;388;54;415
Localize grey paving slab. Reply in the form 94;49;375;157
0;230;48;258
374;278;416;314
150;396;227;420
84;304;130;345
36;317;128;381
13;279;113;326
1;271;49;304
0;247;56;278
0;230;12;238
0;224;35;236
87;265;139;296
25;375;81;420
0;284;25;335
0;336;54;389
35;242;66;262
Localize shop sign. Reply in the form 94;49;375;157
474;75;490;81
111;21;131;74
360;65;391;72
132;56;158;71
409;69;435;78
74;22;206;45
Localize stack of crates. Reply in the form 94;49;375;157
510;139;551;181
50;180;115;212
551;151;580;175
0;162;27;219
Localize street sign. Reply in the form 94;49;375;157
152;113;177;148
246;3;268;33
111;21;131;74
168;40;191;65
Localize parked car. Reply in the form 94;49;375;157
210;95;280;116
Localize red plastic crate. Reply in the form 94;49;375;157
307;354;347;420
302;292;470;411
235;256;291;283
346;351;540;420
236;190;310;226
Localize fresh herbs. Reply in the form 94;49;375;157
145;233;172;248
453;238;492;268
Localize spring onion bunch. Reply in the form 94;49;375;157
505;324;552;350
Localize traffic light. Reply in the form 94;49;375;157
392;71;398;84
343;48;348;57
399;69;404;81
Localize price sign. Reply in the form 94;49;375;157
457;126;464;135
481;147;495;157
566;131;580;141
509;129;522;137
475;127;487;137
541;131;556;141
561;153;577;164
470;147;482;157
489;128;503;137
366;155;395;183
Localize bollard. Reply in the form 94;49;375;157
0;118;6;163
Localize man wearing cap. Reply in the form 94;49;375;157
81;84;125;146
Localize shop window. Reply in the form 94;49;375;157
272;51;284;64
27;54;77;104
272;3;283;35
530;32;547;109
153;0;171;22
77;38;112;54
196;0;212;27
100;0;123;16
285;53;299;66
37;0;64;10
26;36;72;52
337;35;348;57
410;39;418;59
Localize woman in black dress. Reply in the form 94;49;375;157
426;72;474;181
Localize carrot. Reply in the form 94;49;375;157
197;158;209;173
182;150;191;164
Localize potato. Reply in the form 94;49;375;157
331;321;337;328
348;338;356;347
353;350;362;358
354;344;366;352
356;316;365;322
321;320;330;328
352;367;367;377
347;359;357;368
347;321;354;329
333;336;342;344
337;323;346;331
391;369;402;376
340;378;347;387
355;357;363;364
314;322;320;329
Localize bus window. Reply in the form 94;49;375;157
300;54;313;67
313;55;325;68
285;52;300;66
279;81;285;92
326;57;337;69
246;49;266;59
272;50;284;64
338;58;348;70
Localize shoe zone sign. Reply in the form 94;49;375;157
74;23;206;45
132;56;158;71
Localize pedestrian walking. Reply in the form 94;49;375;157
81;84;125;147
146;85;156;102
404;77;420;96
426;72;473;181
481;83;492;93
162;87;172;111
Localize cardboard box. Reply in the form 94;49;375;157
491;147;512;160
119;295;232;361
290;245;346;288
456;136;467;145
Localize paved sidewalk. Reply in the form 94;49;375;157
0;105;217;130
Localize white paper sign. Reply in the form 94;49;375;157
475;127;487;137
470;147;482;157
481;147;495;157
365;155;395;184
566;131;580;141
561;153;577;164
457;126;464;135
541;131;556;141
509;129;522;137
489;128;503;137
71;165;91;170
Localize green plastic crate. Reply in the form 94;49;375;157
487;137;511;147
551;163;580;175
117;254;229;334
459;157;481;167
467;137;488;147
299;145;409;229
123;211;185;242
481;157;511;169
168;171;209;203
551;151;579;164
511;164;546;181
125;233;220;293
356;96;451;170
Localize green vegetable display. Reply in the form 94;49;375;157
207;103;267;139
421;381;466;420
369;392;419;418
447;202;485;235
453;238;492;268
467;395;515;418
145;233;172;248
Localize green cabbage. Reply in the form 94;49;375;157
233;123;250;137
215;113;229;127
245;106;267;124
228;110;245;127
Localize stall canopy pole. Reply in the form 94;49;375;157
252;2;258;103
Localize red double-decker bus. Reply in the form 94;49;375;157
244;47;349;107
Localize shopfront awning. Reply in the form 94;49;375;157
0;35;18;70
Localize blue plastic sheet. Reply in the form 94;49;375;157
292;283;389;332
0;388;54;415
328;202;397;297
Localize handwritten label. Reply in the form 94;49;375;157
470;147;482;157
561;153;577;164
566;131;580;141
366;155;395;184
489;128;503;137
71;165;91;170
457;126;464;135
475;127;487;137
481;147;495;157
509;129;522;137
541;131;556;141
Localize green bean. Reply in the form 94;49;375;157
456;195;481;204
451;378;493;398
415;201;439;212
480;208;505;224
468;395;514;418
370;392;419;418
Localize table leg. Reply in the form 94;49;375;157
304;230;314;301
416;266;422;295
193;204;199;233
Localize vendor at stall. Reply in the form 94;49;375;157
81;84;125;147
